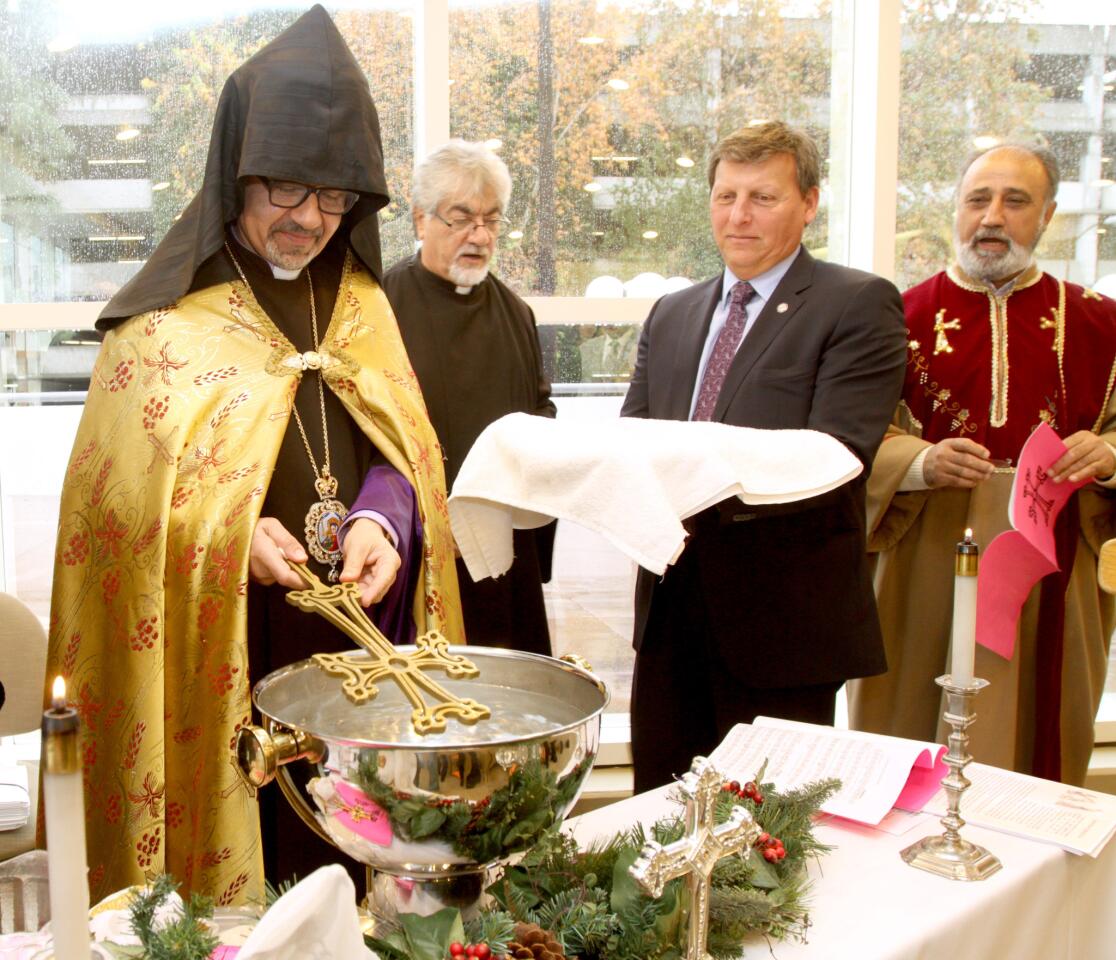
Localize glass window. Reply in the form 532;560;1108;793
896;6;1115;291
0;2;415;305
446;0;833;298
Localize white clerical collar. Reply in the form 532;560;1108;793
230;223;301;280
454;285;473;295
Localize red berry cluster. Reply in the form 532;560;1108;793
721;780;764;805
448;942;492;959
754;831;786;862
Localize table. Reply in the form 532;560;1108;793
565;785;1116;960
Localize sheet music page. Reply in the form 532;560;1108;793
923;762;1116;856
708;718;943;825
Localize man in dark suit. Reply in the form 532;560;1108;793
621;121;907;791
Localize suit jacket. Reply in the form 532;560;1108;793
621;247;907;687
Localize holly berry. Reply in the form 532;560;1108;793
449;944;465;957
756;831;769;845
763;846;779;862
465;947;477;957
475;946;491;959
447;942;491;960
729;780;741;793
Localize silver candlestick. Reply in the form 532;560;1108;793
900;674;1002;881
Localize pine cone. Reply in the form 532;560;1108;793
504;921;567;960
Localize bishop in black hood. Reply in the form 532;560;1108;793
98;4;389;328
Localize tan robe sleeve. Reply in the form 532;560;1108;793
866;403;933;552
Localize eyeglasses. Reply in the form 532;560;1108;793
261;178;360;215
433;212;511;237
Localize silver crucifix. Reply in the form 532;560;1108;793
629;756;760;960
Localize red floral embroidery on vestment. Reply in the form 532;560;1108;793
101;569;121;604
62;530;90;566
217;872;249;907
123;721;147;769
107;359;136;392
90;458;113;506
94;509;129;561
135;826;162;868
61;632;80;675
128;771;165;818
103;793;122;825
197;596;223;635
166;800;185;829
175;543;205;575
205;539;239;589
207;662;239;696
173;725;203;744
128;616;158;652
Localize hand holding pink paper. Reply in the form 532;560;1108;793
976;423;1090;659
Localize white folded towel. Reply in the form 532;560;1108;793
236;865;376;960
448;414;862;580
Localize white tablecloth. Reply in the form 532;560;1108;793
565;785;1116;960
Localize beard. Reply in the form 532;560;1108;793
954;224;1041;285
447;244;491;287
265;218;324;271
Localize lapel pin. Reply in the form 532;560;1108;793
776;302;789;313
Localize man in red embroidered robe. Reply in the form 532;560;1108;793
849;143;1116;785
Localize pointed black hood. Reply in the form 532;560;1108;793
98;5;389;328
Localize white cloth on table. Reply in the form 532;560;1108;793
236;865;376;960
448;413;862;580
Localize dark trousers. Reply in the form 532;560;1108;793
630;541;842;795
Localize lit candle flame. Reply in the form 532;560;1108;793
964;528;973;541
51;675;66;710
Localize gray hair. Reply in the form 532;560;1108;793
958;141;1060;207
412;139;512;215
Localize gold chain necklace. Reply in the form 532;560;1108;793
225;241;348;580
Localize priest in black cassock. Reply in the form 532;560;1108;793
374;140;557;655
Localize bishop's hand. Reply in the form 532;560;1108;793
249;517;309;589
922;437;994;488
339;517;401;607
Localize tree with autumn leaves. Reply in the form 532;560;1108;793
136;0;1050;297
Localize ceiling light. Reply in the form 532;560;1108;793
747;118;770;127
972;135;1000;150
484;138;503;151
583;182;602;193
116;127;140;141
591;230;605;236
675;156;694;168
508;229;524;240
87;158;146;166
577;36;605;45
642;230;658;240
606;78;629;91
611;155;639;162
117;259;146;264
88;235;146;242
46;36;77;53
1098;228;1108;235
151;181;170;191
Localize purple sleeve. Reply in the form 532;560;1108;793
342;465;423;645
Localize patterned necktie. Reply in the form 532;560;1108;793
692;280;756;421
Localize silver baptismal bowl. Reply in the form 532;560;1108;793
235;646;608;920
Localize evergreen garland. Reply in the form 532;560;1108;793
366;773;839;960
353;751;593;862
123;874;219;960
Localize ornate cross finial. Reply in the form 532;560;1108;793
629;757;759;960
284;561;491;734
932;308;962;356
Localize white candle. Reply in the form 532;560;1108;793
42;675;91;959
949;530;979;687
